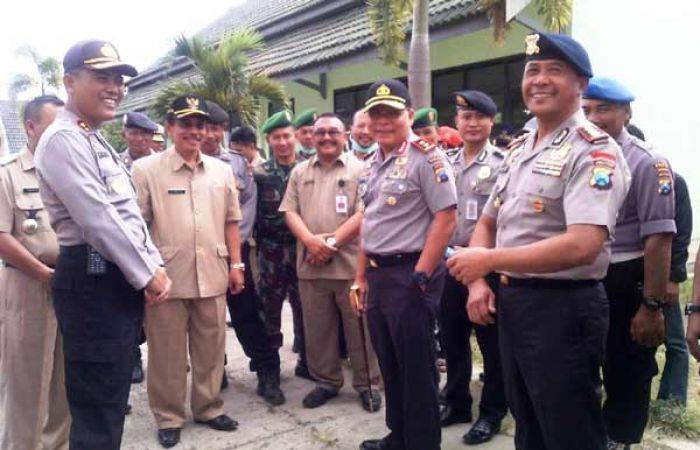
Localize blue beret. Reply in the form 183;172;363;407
525;33;592;78
123;111;158;133
583;77;635;103
453;90;497;117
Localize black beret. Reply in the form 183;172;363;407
453;90;497;117
230;125;257;144
123;111;158;132
525;33;592;78
204;100;229;125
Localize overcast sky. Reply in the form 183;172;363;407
2;0;699;224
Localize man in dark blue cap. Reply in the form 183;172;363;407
353;78;457;450
438;90;507;446
121;111;158;172
583;77;677;449
34;39;171;450
447;33;631;450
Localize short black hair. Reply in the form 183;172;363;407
23;95;64;124
229;125;257;145
314;112;346;130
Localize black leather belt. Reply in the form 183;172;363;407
59;244;89;256
499;274;598;289
367;252;421;268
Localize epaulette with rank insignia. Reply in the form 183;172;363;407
577;123;609;144
0;153;19;167
411;138;435;154
507;133;529;151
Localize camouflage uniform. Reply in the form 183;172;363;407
253;158;305;357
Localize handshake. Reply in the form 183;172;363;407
144;267;172;306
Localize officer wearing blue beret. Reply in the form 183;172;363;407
448;33;631;449
583;78;676;448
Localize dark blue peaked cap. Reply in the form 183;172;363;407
123;111;158;132
583;77;635;103
525;32;593;78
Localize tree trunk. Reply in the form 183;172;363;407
408;0;431;108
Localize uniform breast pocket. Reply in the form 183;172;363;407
473;180;496;196
525;176;565;200
15;195;50;231
104;173;134;203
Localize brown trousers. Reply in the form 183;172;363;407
0;268;70;450
145;295;226;429
299;279;380;392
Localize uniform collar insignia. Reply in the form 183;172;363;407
551;128;570;148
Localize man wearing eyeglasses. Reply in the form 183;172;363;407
280;112;381;411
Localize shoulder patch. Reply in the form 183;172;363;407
0;154;20;166
411;138;436;154
577;123;609;144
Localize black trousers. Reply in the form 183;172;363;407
499;281;608;450
439;273;506;423
602;257;658;444
366;261;446;450
225;242;281;373
52;245;143;450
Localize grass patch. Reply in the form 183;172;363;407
647;398;700;440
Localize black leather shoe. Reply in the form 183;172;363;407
359;433;404;450
221;372;229;390
463;418;500;445
157;428;181;448
440;405;472;427
131;361;144;384
195;414;238;431
302;387;338;408
257;371;286;406
294;361;314;380
359;389;382;412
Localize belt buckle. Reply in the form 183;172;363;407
369;258;379;268
499;274;509;286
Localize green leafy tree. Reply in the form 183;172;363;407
11;45;62;97
152;27;287;126
102;120;126;152
366;0;572;107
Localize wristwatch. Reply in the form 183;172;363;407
325;236;337;248
231;262;245;271
642;296;663;311
685;304;700;315
411;271;429;288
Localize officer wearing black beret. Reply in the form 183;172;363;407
121;111;158;172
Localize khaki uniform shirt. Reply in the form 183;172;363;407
34;109;162;289
279;153;364;280
131;148;242;299
450;142;504;246
482;110;631;280
0;147;58;266
360;137;457;255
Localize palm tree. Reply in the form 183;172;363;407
152;27;287;127
366;0;572;108
14;45;62;95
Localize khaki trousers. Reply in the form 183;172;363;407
145;295;226;429
299;279;380;392
0;268;70;450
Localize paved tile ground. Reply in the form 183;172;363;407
120;305;693;450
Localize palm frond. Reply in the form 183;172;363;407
535;0;572;32
366;0;413;67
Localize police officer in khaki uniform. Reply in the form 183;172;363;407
582;77;676;448
354;79;458;450
35;40;171;450
0;95;70;450
131;95;244;448
447;33;631;450
280;112;381;411
439;90;507;446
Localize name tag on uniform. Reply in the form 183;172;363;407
168;188;186;195
22;187;40;193
336;195;348;214
466;200;478;220
96;151;109;159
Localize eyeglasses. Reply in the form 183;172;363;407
313;129;343;138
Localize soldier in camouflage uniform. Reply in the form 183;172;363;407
254;110;310;379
